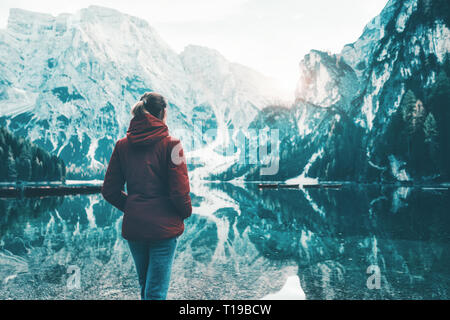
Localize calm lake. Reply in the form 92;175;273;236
0;182;449;300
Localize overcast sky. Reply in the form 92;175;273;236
0;0;388;98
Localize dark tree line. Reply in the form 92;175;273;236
0;126;66;182
374;61;450;180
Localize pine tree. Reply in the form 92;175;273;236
424;113;438;144
430;71;450;112
400;90;418;158
0;148;5;180
423;0;432;16
17;153;32;181
401;90;415;122
6;151;17;181
401;90;426;135
424;112;439;170
0;126;66;182
412;100;426;133
428;70;450;178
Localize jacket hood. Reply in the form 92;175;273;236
126;113;169;146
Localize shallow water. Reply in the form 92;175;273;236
0;183;449;300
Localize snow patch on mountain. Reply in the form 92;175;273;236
427;23;450;63
285;148;323;185
360;62;393;130
296;51;340;107
261;275;306;300
395;0;418;33
388;155;410;181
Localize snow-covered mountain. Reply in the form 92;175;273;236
2;1;448;182
219;0;450;182
0;6;283;178
303;0;450;182
181;45;283;130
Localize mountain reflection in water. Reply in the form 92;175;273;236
0;183;449;300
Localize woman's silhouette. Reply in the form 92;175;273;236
101;92;192;300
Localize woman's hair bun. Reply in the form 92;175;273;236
132;92;167;119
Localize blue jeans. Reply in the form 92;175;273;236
127;237;178;300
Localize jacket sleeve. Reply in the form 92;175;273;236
167;140;192;219
101;141;128;212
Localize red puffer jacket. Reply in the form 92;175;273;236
101;112;192;240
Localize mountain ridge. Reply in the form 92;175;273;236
0;6;284;179
217;0;450;182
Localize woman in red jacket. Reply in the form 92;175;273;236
101;92;192;300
